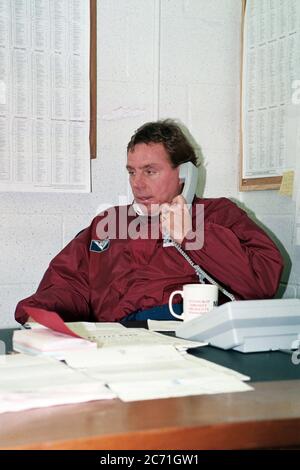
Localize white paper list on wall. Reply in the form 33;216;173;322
0;0;91;193
242;0;300;185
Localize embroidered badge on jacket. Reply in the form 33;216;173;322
90;239;110;253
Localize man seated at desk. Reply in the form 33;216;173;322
15;120;284;325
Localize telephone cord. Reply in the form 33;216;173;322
167;237;236;302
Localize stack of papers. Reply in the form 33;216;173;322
20;306;204;351
13;328;97;359
62;345;252;402
3;306;253;410
0;354;115;413
67;323;206;351
13;322;203;359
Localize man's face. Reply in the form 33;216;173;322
127;142;181;213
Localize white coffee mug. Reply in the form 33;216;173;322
168;284;218;322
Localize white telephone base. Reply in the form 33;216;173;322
175;298;300;353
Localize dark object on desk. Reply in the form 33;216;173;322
121;302;182;323
0;328;16;353
191;346;300;382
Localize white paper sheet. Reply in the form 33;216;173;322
65;326;205;350
147;320;182;331
0;354;115;413
0;382;115;414
13;328;97;360
242;0;300;178
63;344;187;368
6;328;252;406
63;344;252;402
108;376;252;402
0;0;91;192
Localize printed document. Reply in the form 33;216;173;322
242;0;300;178
0;1;90;192
63;345;252;402
13;328;97;360
0;354;115;414
12;307;253;403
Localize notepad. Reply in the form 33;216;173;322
13;328;97;359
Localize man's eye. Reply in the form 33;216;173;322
146;169;156;175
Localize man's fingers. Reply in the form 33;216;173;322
160;203;170;214
171;194;186;206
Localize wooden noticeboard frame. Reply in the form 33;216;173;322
240;0;282;191
90;0;97;159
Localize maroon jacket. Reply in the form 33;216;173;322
15;198;284;324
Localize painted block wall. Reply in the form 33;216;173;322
1;0;298;327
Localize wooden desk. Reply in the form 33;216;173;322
1;328;300;449
0;380;300;449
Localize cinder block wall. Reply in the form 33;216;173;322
1;1;298;327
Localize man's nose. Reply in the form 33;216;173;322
131;174;146;190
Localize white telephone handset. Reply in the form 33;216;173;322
178;162;198;206
133;161;198;216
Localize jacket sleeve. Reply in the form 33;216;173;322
15;224;92;325
182;198;284;300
